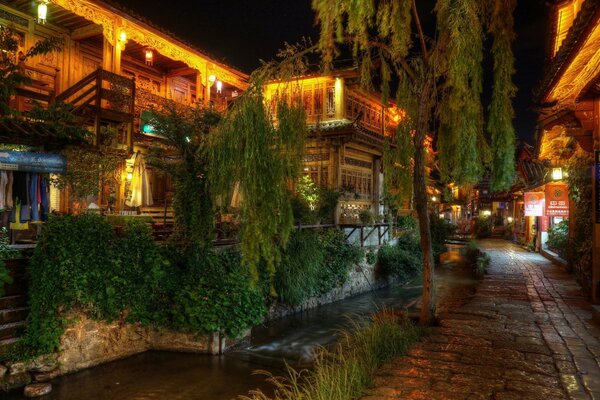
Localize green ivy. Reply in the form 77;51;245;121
377;234;422;280
274;229;362;306
12;214;266;360
546;220;568;259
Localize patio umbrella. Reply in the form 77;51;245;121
126;152;153;208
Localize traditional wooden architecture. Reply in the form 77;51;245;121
263;69;404;225
536;0;600;299
0;0;248;222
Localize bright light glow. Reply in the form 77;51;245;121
145;48;154;65
126;172;133;181
507;217;514;223
552;167;563;181
482;210;492;217
185;136;191;143
37;1;48;24
216;80;222;93
431;196;437;202
119;31;127;43
208;74;216;84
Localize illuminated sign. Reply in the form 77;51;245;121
545;183;569;216
0;151;66;174
524;192;544;217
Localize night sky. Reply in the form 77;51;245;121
118;0;548;145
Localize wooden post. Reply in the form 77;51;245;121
592;98;600;303
93;68;102;146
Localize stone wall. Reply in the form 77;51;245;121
0;314;233;391
266;258;394;321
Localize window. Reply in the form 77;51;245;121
326;85;335;118
341;168;372;201
303;165;329;187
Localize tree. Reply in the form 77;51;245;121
312;0;517;325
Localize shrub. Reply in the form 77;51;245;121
0;227;17;297
474;216;493;238
461;241;489;278
377;233;421;280
430;215;456;261
546;219;568;259
240;311;422;400
274;229;362;306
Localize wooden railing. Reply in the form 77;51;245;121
13;65;59;112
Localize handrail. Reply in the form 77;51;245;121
55;69;99;103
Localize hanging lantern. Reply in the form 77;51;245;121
145;48;154;66
119;31;127;44
37;1;48;24
216;80;222;94
552;167;563;181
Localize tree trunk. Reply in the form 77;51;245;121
414;80;436;326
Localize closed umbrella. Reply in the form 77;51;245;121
126;152;153;207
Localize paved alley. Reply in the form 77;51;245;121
363;239;600;400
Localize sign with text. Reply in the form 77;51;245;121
524;192;545;216
595;150;600;223
0;151;66;174
545;183;569;216
541;216;550;232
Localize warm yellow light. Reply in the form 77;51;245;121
216;80;222;94
119;31;127;43
507;217;514;223
126;172;133;181
552;167;563;181
208;74;217;84
37;1;48;24
145;48;154;65
482;210;492;217
431;196;437;202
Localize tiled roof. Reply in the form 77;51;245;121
536;0;600;102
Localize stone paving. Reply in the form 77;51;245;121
363;239;600;400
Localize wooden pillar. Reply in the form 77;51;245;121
196;71;203;105
335;77;344;120
102;37;114;72
592;98;600;303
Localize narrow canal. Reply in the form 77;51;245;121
7;247;476;400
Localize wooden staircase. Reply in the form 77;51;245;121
0;259;29;354
53;68;136;147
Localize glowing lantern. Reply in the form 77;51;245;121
145;48;154;66
208;74;216;84
216;80;222;94
552;167;563;181
119;31;127;44
37;1;48;24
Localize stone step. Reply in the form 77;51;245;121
3;280;28;297
0;321;26;341
0;295;28;310
0;307;29;325
0;337;20;356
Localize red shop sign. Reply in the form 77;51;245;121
524;192;545;217
545;183;569;216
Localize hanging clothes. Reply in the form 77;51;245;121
126;152;153;208
0;171;7;210
29;173;39;221
10;201;28;231
40;177;49;222
6;171;13;208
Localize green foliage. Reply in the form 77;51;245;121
240;310;422;400
504;222;514;241
383;122;414;211
462;241;488;277
566;155;593;293
14;214;265;359
436;0;485;186
377;233;422;280
51;144;121;202
429;215;456;261
146;104;221;247
210;87;306;284
358;209;376;226
0;228;16;297
488;0;517;192
365;250;377;265
475;253;490;277
547;220;569;260
474;216;493;239
396;215;418;231
171;247;266;337
274;229;362;306
297;175;319;211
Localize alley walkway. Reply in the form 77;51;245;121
363;239;600;400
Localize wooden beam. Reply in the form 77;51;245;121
71;24;103;41
166;67;196;78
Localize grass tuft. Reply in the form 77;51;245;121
240;309;423;400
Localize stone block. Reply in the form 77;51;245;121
33;369;59;382
8;361;27;375
24;383;52;397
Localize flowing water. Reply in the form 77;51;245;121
6;246;476;400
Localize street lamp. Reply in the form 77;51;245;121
552;167;563;181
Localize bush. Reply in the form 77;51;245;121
430;215;456;261
0;227;17;297
546;219;568;259
14;213;266;360
240;311;422;400
377;233;421;280
462;241;489;277
274;229;362;306
474;216;493;238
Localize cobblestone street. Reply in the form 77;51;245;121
363;239;600;400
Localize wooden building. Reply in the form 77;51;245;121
536;0;600;299
263;69;404;225
0;0;248;218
